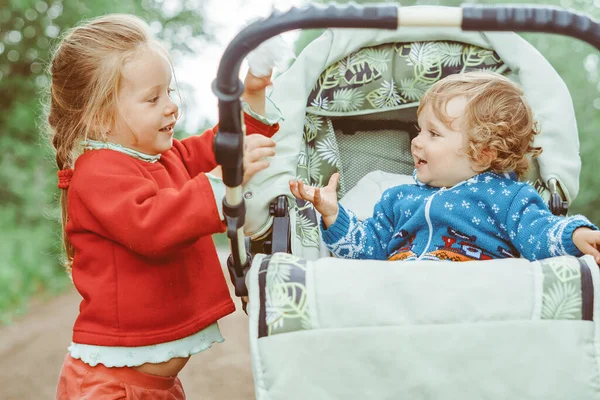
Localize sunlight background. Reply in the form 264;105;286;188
176;0;306;131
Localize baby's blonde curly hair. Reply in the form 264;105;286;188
417;71;542;179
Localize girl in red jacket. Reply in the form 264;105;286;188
48;14;280;399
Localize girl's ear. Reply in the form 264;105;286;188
473;148;497;172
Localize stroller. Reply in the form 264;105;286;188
212;4;600;399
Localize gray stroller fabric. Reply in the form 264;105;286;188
246;253;600;399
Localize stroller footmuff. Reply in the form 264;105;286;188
247;253;600;399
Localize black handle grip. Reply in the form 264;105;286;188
462;5;600;51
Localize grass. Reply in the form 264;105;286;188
0;222;70;325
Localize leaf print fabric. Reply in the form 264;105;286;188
540;257;583;320
261;253;312;337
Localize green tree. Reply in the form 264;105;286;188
0;0;208;322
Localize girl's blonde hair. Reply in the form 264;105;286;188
46;14;166;275
417;71;542;179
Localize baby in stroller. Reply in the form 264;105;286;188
288;71;600;263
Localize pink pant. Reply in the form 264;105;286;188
56;354;185;399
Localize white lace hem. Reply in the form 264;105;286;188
68;323;224;368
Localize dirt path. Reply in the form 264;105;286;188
0;251;255;399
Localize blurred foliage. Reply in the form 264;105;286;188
2;0;600;322
296;0;600;221
0;0;207;323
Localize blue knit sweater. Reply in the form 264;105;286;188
322;171;597;261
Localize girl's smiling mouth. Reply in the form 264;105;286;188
159;122;175;133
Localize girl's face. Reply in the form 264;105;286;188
412;96;482;188
109;46;178;155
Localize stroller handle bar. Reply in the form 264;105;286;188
215;4;600;95
212;3;600;295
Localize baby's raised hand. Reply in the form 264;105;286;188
243;134;276;186
572;227;600;264
289;173;340;228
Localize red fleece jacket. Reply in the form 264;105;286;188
67;115;278;346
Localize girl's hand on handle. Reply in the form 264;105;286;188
573;227;600;264
243;71;272;95
289;173;340;228
241;71;272;116
243;134;275;186
243;34;294;116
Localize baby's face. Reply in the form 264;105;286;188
412;96;480;188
